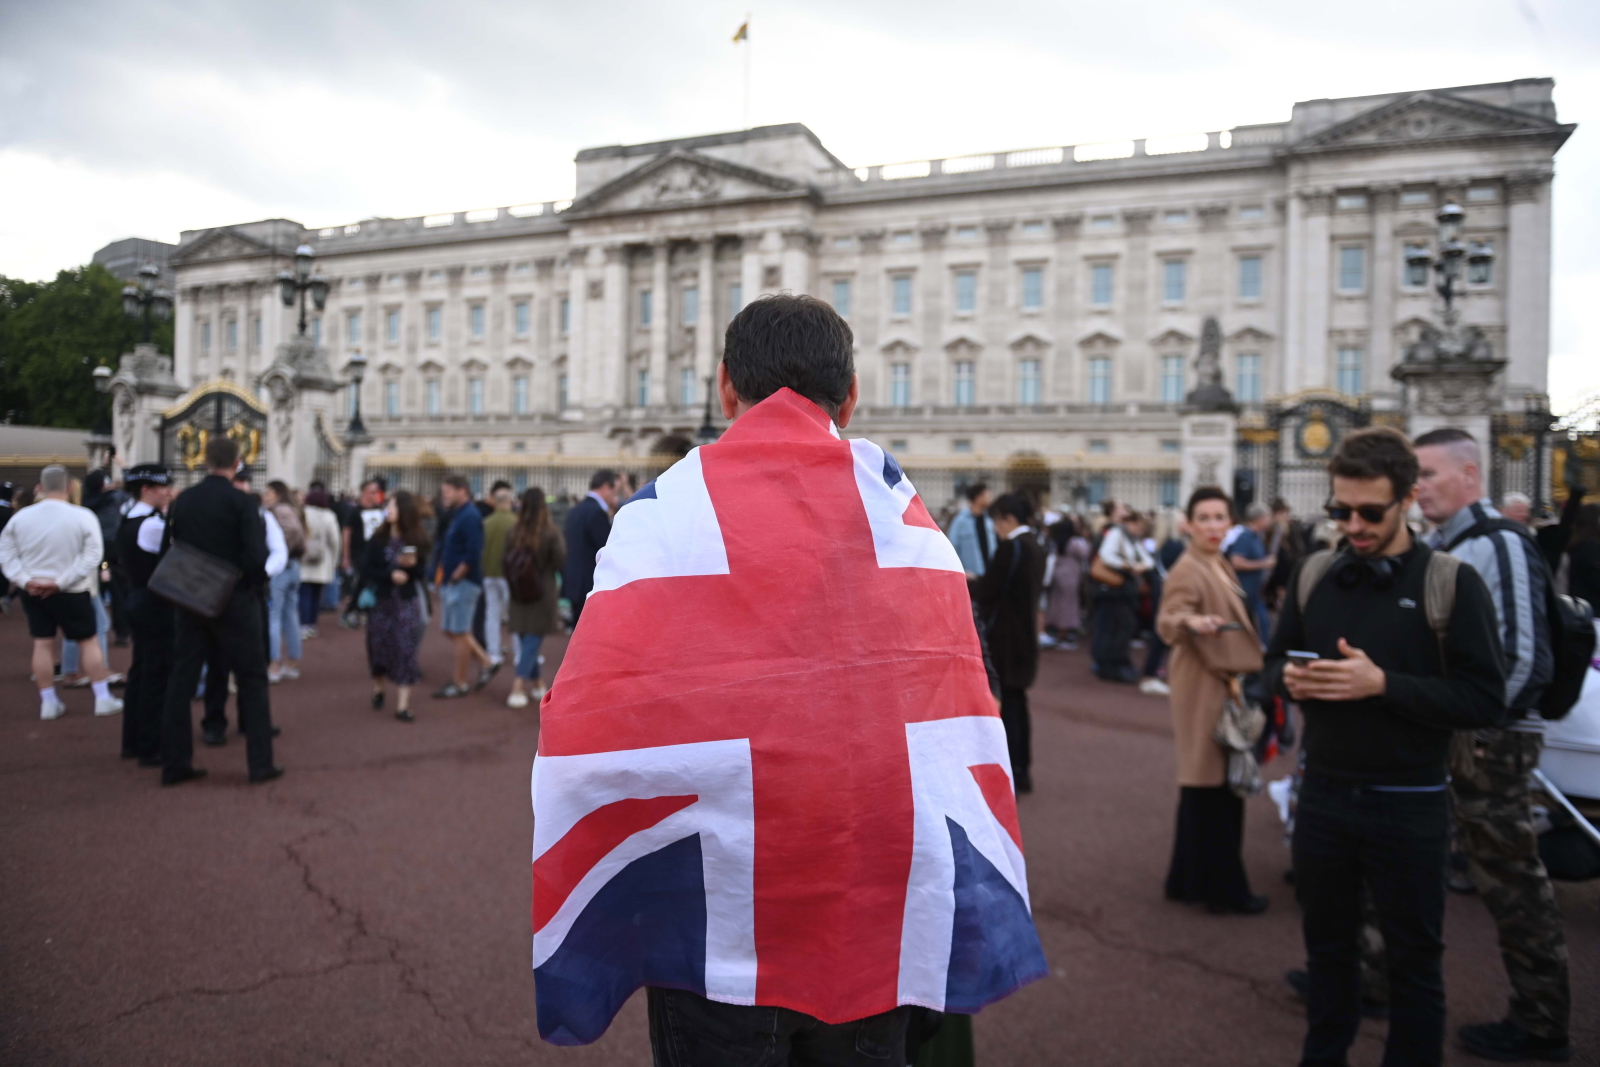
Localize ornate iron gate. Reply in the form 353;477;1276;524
312;415;348;495
1489;410;1554;513
158;381;267;488
1235;392;1371;517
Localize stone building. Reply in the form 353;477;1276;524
152;77;1572;509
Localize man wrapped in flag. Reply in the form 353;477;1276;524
531;294;1047;1061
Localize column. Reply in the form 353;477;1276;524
1504;172;1553;398
600;244;627;407
648;239;669;406
1368;187;1397;384
566;246;589;413
740;233;762;308
1120;209;1154;399
1297;191;1333;391
695;235;717;397
1051;214;1081;402
173;287;197;389
533;258;555;409
781;230;814;295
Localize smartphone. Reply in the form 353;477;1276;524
1216;622;1244;632
1287;650;1320;665
401;545;416;555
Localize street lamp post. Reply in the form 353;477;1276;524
696;373;720;445
1404;200;1494;342
346;351;368;439
277;244;329;338
120;262;172;344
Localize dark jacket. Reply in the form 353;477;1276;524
362;533;427;602
561;494;612;606
84;488;128;564
161;474;269;590
439;503;485;586
1265;543;1508;786
972;531;1047;689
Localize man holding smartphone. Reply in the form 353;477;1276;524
1265;427;1507;1067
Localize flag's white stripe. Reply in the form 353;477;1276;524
591;446;729;595
849;439;964;573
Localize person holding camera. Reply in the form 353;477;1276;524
362;490;431;722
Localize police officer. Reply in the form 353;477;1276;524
117;464;175;766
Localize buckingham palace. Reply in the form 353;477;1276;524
125;76;1572;510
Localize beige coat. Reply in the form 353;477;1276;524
1156;550;1264;786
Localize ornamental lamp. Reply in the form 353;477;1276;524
1405;246;1432;271
92;364;112;390
295;243;315;281
278;270;298;306
138;262;160;285
309;273;330;311
151;290;173;321
1436;201;1464;244
347;350;368;386
121;285;141;319
1468;243;1495;271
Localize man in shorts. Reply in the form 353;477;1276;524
0;465;125;720
434;475;492;698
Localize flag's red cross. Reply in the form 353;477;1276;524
536;391;1015;1023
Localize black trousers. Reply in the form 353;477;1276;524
108;566;131;641
647;987;910;1067
1293;776;1449;1067
999;686;1031;786
120;589;172;762
1165;785;1252;908
1090;596;1138;680
200;592;270;734
162;588;275;776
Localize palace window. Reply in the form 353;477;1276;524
637;290;652;328
1090;263;1113;306
1089;215;1115;230
1161;355;1185;403
952;439;974;454
680;368;696;407
1164;210;1189;224
1086;475;1108;505
425;378;441;415
201;321;211;355
831;278;851;318
1236;353;1262;403
1088;357;1111;405
251;316;261;350
225;318;238;351
1088;439;1109;454
385;380;399;417
1021;220;1046;236
310;318;321;346
347;310;361;346
1160;473;1179;509
557;373;569;410
891;362;912;407
1238;205;1265;220
468;376;484;414
682;286;699;325
1018;359;1041;404
1336;347;1365;396
1021;267;1043;311
1338;246;1366;293
1238;255;1262;300
469;304;485;339
953;360;975;407
512;375;528;414
515;300;530;336
1337;193;1368;210
386;308;400;344
1163;259;1187;303
426;306;441;342
1467;186;1498;202
954;271;977;314
728;283;742;320
892;275;913;316
1401;190;1432;206
636;369;650;407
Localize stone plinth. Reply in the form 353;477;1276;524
108;343;185;469
1179;410;1238;507
259;336;344;489
1392;346;1505;448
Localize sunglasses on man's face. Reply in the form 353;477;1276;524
1324;497;1401;524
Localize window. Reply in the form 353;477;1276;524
889;439;909;453
1402;190;1432;206
514;262;530;274
1018;359;1041;404
831;278;852;317
1161;439;1180;453
890;362;912;407
637;290;652;328
1236;353;1262;403
427;269;441;281
892;275;913;316
952;439;974;454
1467;186;1498;202
559;297;570;335
426;306;441;342
955;225;979;240
1238;205;1265;220
1336;347;1364;396
892;231;914;245
1404;244;1430;287
728;284;742;320
1163;210;1189;224
954;271;977;314
1088;439;1109;454
1021;267;1043;311
1159;473;1179;509
468;376;484;414
425;378;441;414
1238;256;1262;300
515;300;530;336
384;308;399;344
384;380;399;417
470;266;485;277
1088;357;1111;405
682;286;699;325
201;321;211;355
470;472;483;498
347;311;361;346
953;360;975;406
1469;242;1494;285
1090;215;1115;230
512;375;528;414
1161;355;1185;403
1163;260;1187;303
225;319;238;351
1089;263;1114;306
558;373;569;410
1336;193;1368;210
310;318;321;346
251;316;261;350
1338;246;1366;292
680;368;695;407
636;369;650;406
1021;220;1046;236
832;235;853;249
469;304;485;339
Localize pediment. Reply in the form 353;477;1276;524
1228;327;1274;344
943;331;984;352
171;227;278;265
418;358;445;373
1150;328;1195;348
564;149;809;217
375;360;405;375
505;355;533;371
1008;330;1052;352
881;337;919;357
461;357;489;372
1290;92;1572;154
1077;328;1122;349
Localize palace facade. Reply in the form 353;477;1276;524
165;78;1572;507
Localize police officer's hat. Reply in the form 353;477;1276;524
0;481;14;502
124;464;172;489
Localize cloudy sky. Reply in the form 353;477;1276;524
2;0;1596;408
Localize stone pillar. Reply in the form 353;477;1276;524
1296;191;1334;390
565;246;589;412
259;335;343;489
1179;410;1238;504
1050;214;1082;402
695;235;717;395
740;233;762;309
1504;171;1553;399
108;343;185;468
781;230;814;295
1120;209;1154;399
648;239;669;406
600;244;627;408
1368;187;1398;382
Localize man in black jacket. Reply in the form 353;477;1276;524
561;469;618;627
1266;427;1507;1067
157;436;282;786
972;492;1046;794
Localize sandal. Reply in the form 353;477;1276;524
395;709;415;722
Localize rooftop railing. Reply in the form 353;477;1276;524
314;199;574;242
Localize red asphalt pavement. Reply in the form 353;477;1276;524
0;607;1594;1066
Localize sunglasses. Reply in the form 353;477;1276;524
1324;497;1402;524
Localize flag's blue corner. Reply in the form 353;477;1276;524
942;816;1049;1013
535;833;707;1045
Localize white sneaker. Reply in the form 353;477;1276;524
1038;632;1059;648
282;666;301;681
94;695;124;716
267;669;283;684
507;692;529;709
1139;678;1171;697
41;698;66;720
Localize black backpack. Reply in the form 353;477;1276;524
1446;518;1597;721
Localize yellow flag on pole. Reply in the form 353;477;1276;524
732;20;748;43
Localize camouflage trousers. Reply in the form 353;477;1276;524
1452;729;1570;1040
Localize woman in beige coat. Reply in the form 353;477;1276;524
1156;486;1268;915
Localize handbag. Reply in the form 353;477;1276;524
1088;554;1125;588
148;539;240;619
1213;676;1268;798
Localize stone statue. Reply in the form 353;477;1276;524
1185;316;1236;412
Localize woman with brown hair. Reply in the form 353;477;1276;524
362;489;431;722
503;487;566;709
1156;485;1268;914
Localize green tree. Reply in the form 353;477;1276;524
0;263;174;427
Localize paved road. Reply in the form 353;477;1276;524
0;609;1594;1066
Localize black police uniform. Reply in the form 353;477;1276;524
116;469;174;765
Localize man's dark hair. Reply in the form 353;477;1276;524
309;480;326;493
361;475;387;493
490;479;513;494
1329;426;1419;499
1185;486;1234;521
963;482;989;503
1100;499;1119;518
1270;497;1290;514
206;435;241;471
442;474;471;492
723;294;854;417
1412;427;1477;450
989;492;1033;525
589;469;618;491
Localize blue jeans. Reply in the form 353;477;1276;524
269;560;303;662
515;633;544;681
62;590;110;675
441;580;481;635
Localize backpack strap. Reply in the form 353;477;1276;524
1296;548;1338;614
1423;550;1460;645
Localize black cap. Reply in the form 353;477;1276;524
124;464;171;488
0;481;13;502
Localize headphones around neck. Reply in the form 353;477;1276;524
1333;549;1401;590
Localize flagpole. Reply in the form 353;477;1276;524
743;12;752;130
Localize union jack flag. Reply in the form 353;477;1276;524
531;388;1046;1045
